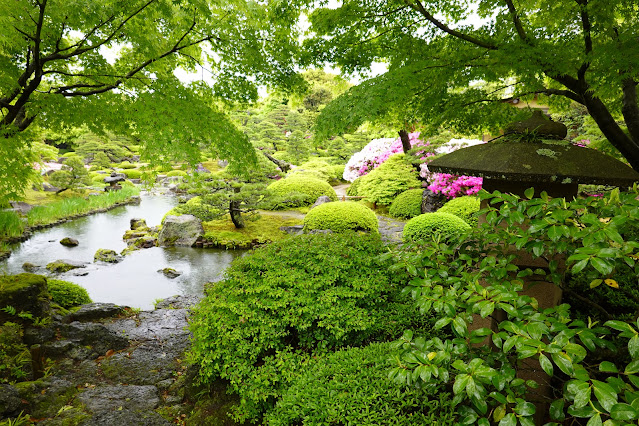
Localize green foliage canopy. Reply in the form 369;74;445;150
0;0;302;202
295;1;639;171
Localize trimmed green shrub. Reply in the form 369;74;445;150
287;160;345;183
403;212;470;243
47;279;92;308
358;154;421;205
169;196;223;222
166;170;187;177
303;201;378;233
268;343;457;426
122;169;142;179
347;176;362;196
117;161;136;169
188;233;432;422
389;189;424;219
267;176;337;206
437;196;480;226
259;191;310;210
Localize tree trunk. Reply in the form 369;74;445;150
262;151;291;173
583;93;639;171
229;187;245;229
398;129;412;154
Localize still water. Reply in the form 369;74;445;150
0;193;244;310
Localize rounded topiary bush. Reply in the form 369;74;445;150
403;212;470;243
122;169;142;179
267;176;337;206
389;189;424;219
437;196;480;226
303;201;378;233
47;279;92;308
188;233;433;422
166;170;187;177
347;176;362;196
268;343;457;426
357;154;421;205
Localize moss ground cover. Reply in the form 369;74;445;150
201;210;303;249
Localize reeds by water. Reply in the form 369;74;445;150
26;187;139;227
0;210;25;239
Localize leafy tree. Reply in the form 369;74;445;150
49;156;90;194
0;0;301;202
294;1;639;170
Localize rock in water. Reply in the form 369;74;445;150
157;215;203;247
158;268;182;279
46;259;89;273
94;249;122;263
130;218;147;230
60;237;79;247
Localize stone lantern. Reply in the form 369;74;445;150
426;110;639;421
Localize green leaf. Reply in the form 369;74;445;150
592;379;618;412
550;399;565;421
514;401;536;416
540;354;554;376
434;317;452;329
629;335;639;359
605;320;636;333
572;259;589;274
453;374;470;395
586;413;602;426
599;361;618;373
524;187;534;199
625;360;639;375
552;352;574;375
480;302;495;318
591;257;613;276
590;279;603;289
573;381;592;409
498;412;517;426
609;403;639;420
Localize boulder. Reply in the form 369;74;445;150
134;236;157;249
22;262;38;272
60;237;79;247
42;182;60;192
9;201;33;214
157;215;203;247
421;189;447;213
66;303;124;322
130;218;147;230
0;384;21;417
157;268;181;279
279;225;304;235
94;249;122;263
46;259;89;273
0;274;50;324
310;195;332;210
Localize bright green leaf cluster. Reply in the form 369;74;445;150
303;201;378;233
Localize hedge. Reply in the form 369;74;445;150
266;176;337;206
437;196;480;226
402;212;470;243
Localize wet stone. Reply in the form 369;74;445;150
0;384;22;417
78;385;160;413
66;303;124;322
79;409;171;426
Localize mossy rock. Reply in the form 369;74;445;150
389;189;424;219
437;196;481;226
303;201;378;234
46;260;87;273
403;212;471;244
0;274;50;324
94;248;122;263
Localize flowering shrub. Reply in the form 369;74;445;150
427;173;483;199
343;133;431;182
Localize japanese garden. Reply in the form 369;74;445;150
2;1;639;425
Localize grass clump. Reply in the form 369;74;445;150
26;186;139;227
303;201;378;233
201;210;303;249
0;211;25;239
47;279;92;308
188;233;432;422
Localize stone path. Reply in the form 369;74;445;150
3;296;200;425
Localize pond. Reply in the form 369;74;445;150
0;192;244;310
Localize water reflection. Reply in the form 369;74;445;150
0;193;244;310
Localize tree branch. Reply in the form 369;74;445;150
576;0;592;81
622;78;639;144
404;0;497;50
503;0;530;43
